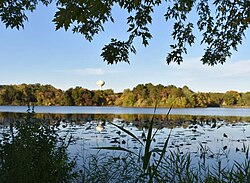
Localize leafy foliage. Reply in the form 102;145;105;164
0;0;51;29
0;107;78;182
101;39;136;64
0;83;249;108
1;0;249;65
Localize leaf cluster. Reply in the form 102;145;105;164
1;0;249;65
0;0;51;29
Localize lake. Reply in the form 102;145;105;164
0;105;249;116
1;105;250;179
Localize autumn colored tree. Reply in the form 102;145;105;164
0;83;249;107
238;92;250;106
223;90;240;106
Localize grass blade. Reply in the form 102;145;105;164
164;104;173;122
143;104;157;171
166;105;172;116
155;132;171;169
151;105;172;143
92;146;137;156
108;121;143;146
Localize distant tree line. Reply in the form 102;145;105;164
0;83;249;108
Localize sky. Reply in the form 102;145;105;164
0;3;250;93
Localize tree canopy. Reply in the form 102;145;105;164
0;83;250;108
1;0;249;65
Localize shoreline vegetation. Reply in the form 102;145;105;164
0;83;249;108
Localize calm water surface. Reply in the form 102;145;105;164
0;106;249;116
1;106;250;171
65;118;250;170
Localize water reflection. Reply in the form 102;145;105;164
1;112;249;128
1;106;250;116
1;112;250;171
52;117;250;168
96;121;105;132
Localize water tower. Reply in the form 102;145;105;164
96;80;105;90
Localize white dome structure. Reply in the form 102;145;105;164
96;80;105;89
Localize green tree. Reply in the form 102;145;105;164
195;92;210;107
1;0;249;65
132;84;150;106
223;90;240;106
61;88;74;106
207;92;223;107
150;84;165;105
238;92;250;106
92;90;106;106
71;87;85;106
182;85;193;98
185;93;196;108
115;89;136;107
102;89;116;105
21;84;37;104
81;89;94;106
34;84;63;106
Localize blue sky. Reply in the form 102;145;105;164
0;3;249;93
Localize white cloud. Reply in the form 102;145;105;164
213;60;250;78
54;68;123;76
75;68;105;75
162;57;250;92
166;57;250;79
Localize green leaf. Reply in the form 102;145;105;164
155;132;171;170
143;104;157;171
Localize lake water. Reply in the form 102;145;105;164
0;106;249;116
1;106;250;175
